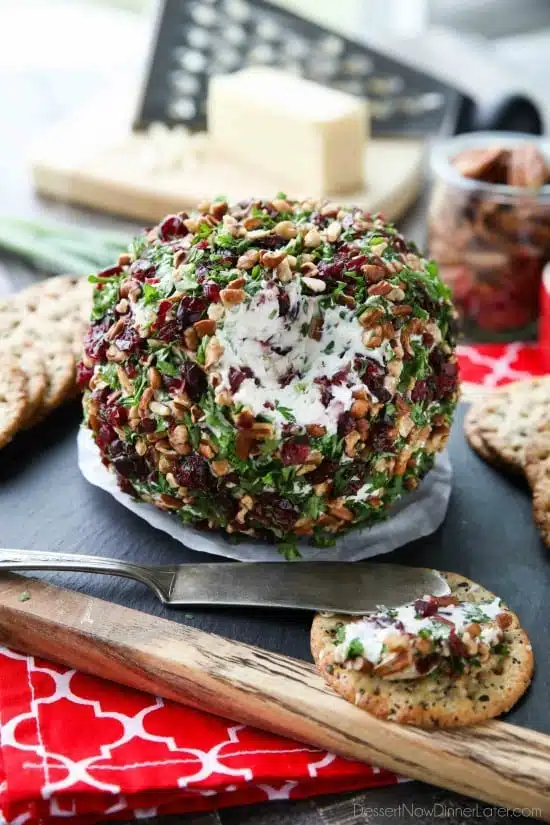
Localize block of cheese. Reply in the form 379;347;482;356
207;67;369;195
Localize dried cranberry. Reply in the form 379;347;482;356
253;493;298;531
139;417;156;434
228;366;254;394
449;628;469;659
279;367;297;388
369;420;394;452
159;214;188;240
203;281;221;303
414;597;438;618
308;459;338;485
280;439;310;466
107;405;128;427
182;361;207;402
411;379;433;404
110;439;148;479
176;296;207;329
256;235;281;249
157;320;181;343
361;358;390;402
317;258;345;280
76;361;93;389
416;653;438;675
97;265;122;278
115;325;141;353
429;347;446;373
346;254;369;271
314;376;332;407
84;315;112;361
174;454;213;491
331;367;349;385
129;260;156;281
337;412;355;437
96;423;117;451
278;291;290;317
435;361;458;399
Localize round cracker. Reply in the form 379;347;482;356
311;572;533;729
16;275;93;359
0;346;47;425
0;360;28;448
525;421;550;546
471;378;550;473
464;402;503;467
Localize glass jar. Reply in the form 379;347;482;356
428;132;550;341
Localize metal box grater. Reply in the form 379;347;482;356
134;0;463;137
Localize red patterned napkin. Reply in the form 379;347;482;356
0;648;398;825
0;343;545;825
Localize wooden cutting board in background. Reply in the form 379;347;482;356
30;90;424;224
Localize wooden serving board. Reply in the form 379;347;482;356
1;571;550;819
2;405;550;817
30;90;424;223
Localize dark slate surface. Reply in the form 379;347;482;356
0;403;547;732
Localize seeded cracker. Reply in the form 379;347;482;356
524;420;550;545
0;346;47;425
80;198;459;549
466;377;550;473
311;572;533;728
0;359;28;448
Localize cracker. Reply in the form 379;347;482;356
17;275;93;359
311;572;533;728
524;421;550;545
0;360;28;448
464;402;503;467
467;378;550;473
0;346;47;425
7;327;76;415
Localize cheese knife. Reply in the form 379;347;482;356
0;549;449;613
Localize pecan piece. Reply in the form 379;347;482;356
508;144;547;189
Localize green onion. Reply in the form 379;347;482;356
0;217;131;276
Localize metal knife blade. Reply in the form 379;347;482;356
0;550;450;614
166;562;450;613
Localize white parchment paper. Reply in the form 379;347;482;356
78;428;452;562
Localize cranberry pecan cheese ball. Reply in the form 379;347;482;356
79;197;459;555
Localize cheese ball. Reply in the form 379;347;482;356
79;197;459;555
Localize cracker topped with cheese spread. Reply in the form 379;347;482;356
311;572;533;727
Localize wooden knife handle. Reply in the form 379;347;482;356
0;573;548;820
